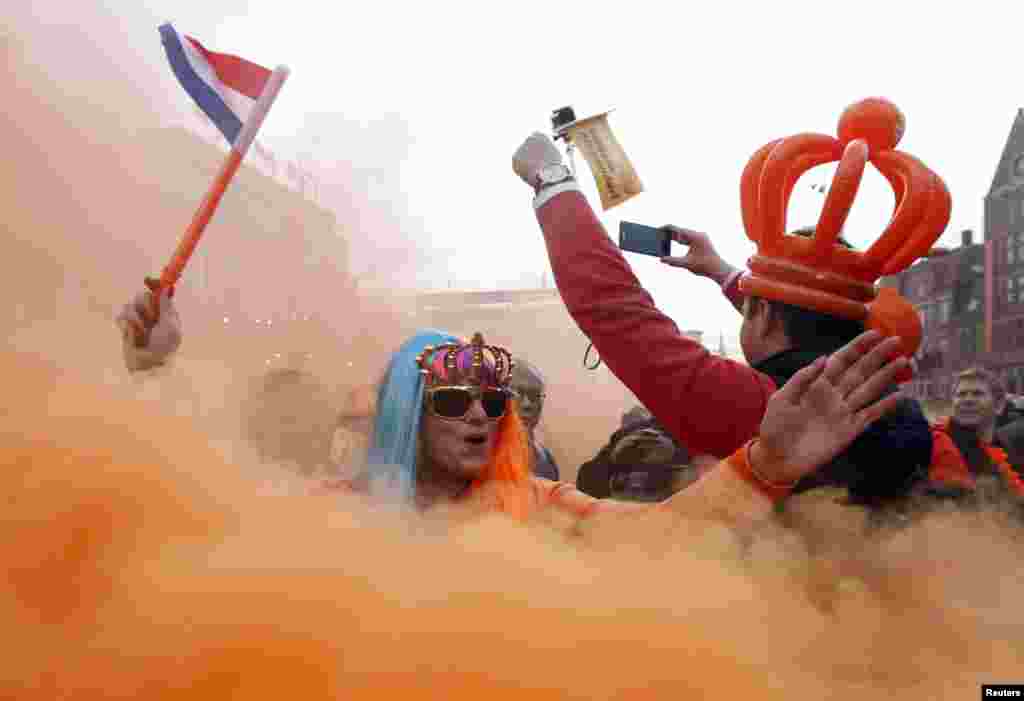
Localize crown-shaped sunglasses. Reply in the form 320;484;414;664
739;98;951;377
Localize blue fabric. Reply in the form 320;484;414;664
159;23;242;145
368;330;459;500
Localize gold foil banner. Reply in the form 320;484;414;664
568;112;643;210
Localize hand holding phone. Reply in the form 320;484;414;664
619;221;671;257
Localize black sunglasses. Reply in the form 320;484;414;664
425;386;510;421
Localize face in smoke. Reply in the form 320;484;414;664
952;377;1004;434
420;395;499;482
417;343;505;485
243;368;335;474
509;360;545;432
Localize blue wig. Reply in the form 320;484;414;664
367;329;460;501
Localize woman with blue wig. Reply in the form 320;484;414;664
116;288;913;521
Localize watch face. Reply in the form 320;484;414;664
540;164;567;184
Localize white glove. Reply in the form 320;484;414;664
116;284;181;372
512;132;564;189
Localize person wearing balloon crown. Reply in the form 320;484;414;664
513;98;947;508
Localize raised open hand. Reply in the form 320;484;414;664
751;331;909;485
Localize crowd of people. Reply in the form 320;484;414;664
114;121;1024;531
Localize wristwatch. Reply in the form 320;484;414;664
533;163;573;193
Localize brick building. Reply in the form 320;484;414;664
884;110;1024;399
984;109;1024;394
882;230;985;399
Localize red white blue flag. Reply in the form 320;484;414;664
159;23;271;147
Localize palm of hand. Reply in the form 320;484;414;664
758;381;861;484
752;334;908;486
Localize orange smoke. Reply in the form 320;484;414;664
3;349;1024;700
2;9;1023;700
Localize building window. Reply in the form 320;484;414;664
1010;232;1024;265
1007;366;1022;395
937;293;952;324
1008;277;1019;305
919;303;935;330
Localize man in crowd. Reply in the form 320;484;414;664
576;405;717;501
511;132;933;508
928;367;1024;502
510;358;559;480
240;364;337;476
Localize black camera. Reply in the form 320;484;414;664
551;106;576;139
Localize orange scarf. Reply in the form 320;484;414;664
932;419;1024;497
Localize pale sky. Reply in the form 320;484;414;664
15;1;1024;349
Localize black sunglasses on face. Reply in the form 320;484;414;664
425;386;510;420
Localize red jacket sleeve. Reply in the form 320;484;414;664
535;190;776;458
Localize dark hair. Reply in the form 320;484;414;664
747;226;865;353
749;297;866;353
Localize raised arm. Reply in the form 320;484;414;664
513;133;773;458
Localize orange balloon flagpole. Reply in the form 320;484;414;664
139;65;291;340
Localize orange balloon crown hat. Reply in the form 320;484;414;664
738;97;952;379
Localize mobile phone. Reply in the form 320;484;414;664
619;221;671;257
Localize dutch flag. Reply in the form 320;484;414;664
159;23;274;150
152;24;287;292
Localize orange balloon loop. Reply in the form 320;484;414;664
737;97;952;378
865;287;922;359
756;134;841;256
740;139;781;244
813;139;868;258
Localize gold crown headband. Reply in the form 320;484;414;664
414;332;515;388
